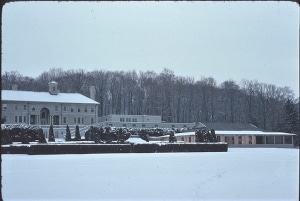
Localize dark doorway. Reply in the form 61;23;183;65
30;115;37;124
40;108;50;125
53;115;60;125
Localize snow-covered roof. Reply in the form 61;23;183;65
2;90;99;104
215;130;296;136
196;122;262;131
174;131;295;136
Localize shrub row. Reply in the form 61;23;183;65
1;124;46;145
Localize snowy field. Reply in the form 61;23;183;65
2;148;299;201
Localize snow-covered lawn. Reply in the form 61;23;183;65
2;148;299;201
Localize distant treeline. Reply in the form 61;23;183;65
2;68;299;133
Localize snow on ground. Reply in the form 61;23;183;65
2;148;299;201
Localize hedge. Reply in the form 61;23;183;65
2;142;227;154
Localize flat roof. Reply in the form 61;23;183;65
175;131;296;137
2;90;99;104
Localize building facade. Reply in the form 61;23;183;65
157;123;296;147
98;114;195;129
1;82;99;138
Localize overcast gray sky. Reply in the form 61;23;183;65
2;1;299;97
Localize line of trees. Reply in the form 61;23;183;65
2;68;299;134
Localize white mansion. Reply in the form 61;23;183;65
1;81;99;137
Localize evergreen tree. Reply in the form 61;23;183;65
48;124;55;142
105;126;112;143
282;99;299;134
210;129;217;142
65;125;71;141
169;130;176;143
75;125;81;141
38;128;47;143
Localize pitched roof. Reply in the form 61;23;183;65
1;90;99;104
194;122;262;131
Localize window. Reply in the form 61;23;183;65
249;136;252;144
91;118;94;124
78;118;80;124
74;118;76;124
23;116;26;123
232;137;235;144
32;106;35;111
71;108;74;112
238;136;242;144
63;117;66;124
123;124;126;127
55;106;58;111
19;116;22;123
78;108;81;112
91;107;94;113
133;124;136;127
82;118;84;124
63;106;67;111
189;137;192;142
23;105;27;110
15;105;18;110
85;107;87;112
15;116;18;123
2;104;7;110
126;118;131;122
3;116;7;123
120;118;125;122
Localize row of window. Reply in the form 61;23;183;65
120;118;138;122
224;136;252;144
65;106;94;113
62;117;94;124
9;116;94;125
13;116;27;123
2;104;95;113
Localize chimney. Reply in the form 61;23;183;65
49;81;58;95
89;86;96;100
12;84;18;91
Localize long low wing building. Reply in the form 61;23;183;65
163;124;296;148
